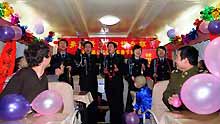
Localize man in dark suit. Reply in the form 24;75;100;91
103;41;124;124
150;46;174;82
75;41;102;124
75;41;101;100
47;39;75;88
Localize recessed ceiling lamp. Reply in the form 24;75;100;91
99;15;120;26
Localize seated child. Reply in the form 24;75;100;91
132;75;152;120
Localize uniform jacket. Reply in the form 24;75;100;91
162;66;198;111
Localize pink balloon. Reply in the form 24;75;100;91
31;90;63;115
199;21;209;34
181;74;220;115
204;37;220;78
11;26;22;40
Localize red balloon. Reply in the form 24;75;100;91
209;33;220;41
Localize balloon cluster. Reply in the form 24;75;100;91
0;2;46;44
170;28;198;45
0;2;20;25
0;90;63;120
169;5;220;46
181;37;220;115
200;6;220;34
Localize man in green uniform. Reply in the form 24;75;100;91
162;46;199;111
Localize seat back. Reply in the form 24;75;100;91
49;82;74;114
151;80;169;121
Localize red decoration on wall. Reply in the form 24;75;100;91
0;41;16;92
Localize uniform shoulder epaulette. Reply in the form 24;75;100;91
172;69;179;73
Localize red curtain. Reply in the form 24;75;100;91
0;41;16;92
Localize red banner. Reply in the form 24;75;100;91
63;37;160;55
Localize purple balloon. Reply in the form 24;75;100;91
31;90;63;115
181;74;220;115
204;37;220;78
125;112;140;124
34;22;44;34
0;94;30;121
0;26;15;41
167;29;176;39
208;20;220;34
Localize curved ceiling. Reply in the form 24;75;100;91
4;0;220;45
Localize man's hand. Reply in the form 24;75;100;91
55;64;64;76
103;68;108;74
168;94;182;108
131;76;135;81
141;64;146;71
153;73;158;78
66;66;72;71
114;64;119;72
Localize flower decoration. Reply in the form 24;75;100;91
200;6;214;21
188;28;198;40
0;3;4;17
172;36;182;45
45;31;55;42
212;8;220;20
2;2;14;17
10;13;20;25
193;19;203;30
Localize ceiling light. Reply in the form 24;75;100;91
99;15;120;26
100;27;109;34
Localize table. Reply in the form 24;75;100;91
0;113;70;124
159;111;220;124
73;91;93;107
73;91;94;124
